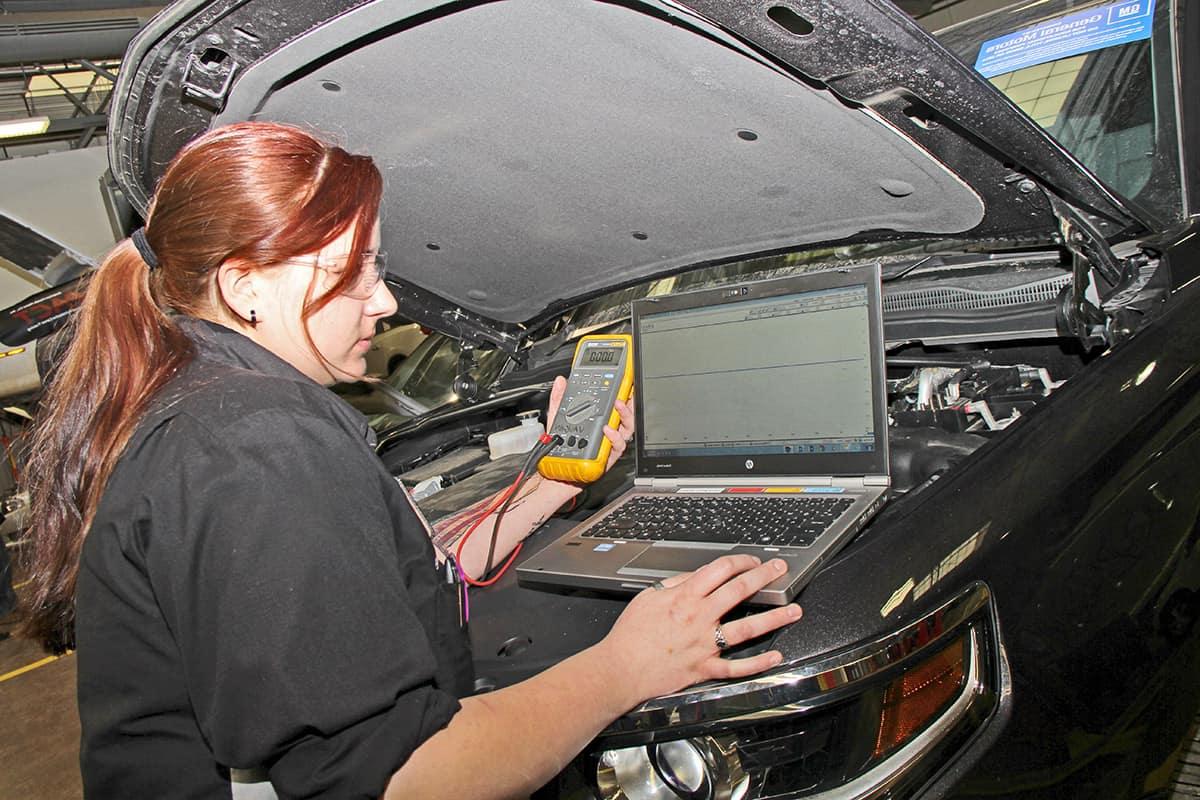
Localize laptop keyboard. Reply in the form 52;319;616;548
580;495;856;548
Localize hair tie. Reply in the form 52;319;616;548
130;227;160;270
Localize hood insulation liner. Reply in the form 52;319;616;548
217;0;983;324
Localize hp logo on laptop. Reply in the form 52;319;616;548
745;459;755;470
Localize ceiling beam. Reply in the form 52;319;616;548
0;59;120;80
77;58;118;83
0;1;161;10
44;114;105;134
33;66;94;117
0;8;161;66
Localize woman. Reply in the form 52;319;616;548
18;122;800;799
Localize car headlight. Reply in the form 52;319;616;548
581;584;999;800
598;734;747;800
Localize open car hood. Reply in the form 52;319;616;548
109;0;1144;351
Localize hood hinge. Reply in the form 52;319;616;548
1043;191;1144;348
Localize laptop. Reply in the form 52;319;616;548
517;265;889;605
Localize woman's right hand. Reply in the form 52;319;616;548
598;555;802;706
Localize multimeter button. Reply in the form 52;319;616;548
577;438;588;449
567;436;577;447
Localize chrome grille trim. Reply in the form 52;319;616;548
599;582;992;740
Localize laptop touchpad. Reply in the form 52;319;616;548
618;546;742;576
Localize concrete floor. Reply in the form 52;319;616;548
0;589;83;799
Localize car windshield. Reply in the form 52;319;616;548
385;334;509;410
932;0;1183;225
561;241;952;336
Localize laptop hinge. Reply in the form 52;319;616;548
642;476;888;490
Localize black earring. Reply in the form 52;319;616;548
249;309;258;326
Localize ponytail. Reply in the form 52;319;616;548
15;121;382;652
18;239;193;652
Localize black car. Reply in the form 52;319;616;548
104;0;1199;797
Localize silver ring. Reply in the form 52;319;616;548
714;624;728;651
650;580;666;591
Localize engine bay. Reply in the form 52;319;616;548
380;336;1091;520
369;240;1172;520
882;340;1086;491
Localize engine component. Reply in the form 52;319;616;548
891;363;1063;434
889;428;988;493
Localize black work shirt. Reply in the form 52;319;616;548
75;318;470;799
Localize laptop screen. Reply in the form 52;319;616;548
632;266;888;479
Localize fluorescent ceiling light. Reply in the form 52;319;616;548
0;116;51;139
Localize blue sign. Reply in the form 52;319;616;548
974;0;1155;78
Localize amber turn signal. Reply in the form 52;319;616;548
874;635;968;758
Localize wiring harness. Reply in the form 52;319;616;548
455;432;564;587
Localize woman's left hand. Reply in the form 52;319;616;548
545;375;635;473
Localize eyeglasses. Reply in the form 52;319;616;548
287;250;388;300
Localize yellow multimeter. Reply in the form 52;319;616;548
538;334;635;484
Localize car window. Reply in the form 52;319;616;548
934;0;1184;224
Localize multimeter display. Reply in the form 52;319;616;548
584;348;620;364
538;335;634;484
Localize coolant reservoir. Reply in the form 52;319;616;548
487;411;544;460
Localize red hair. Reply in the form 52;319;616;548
19;122;383;651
